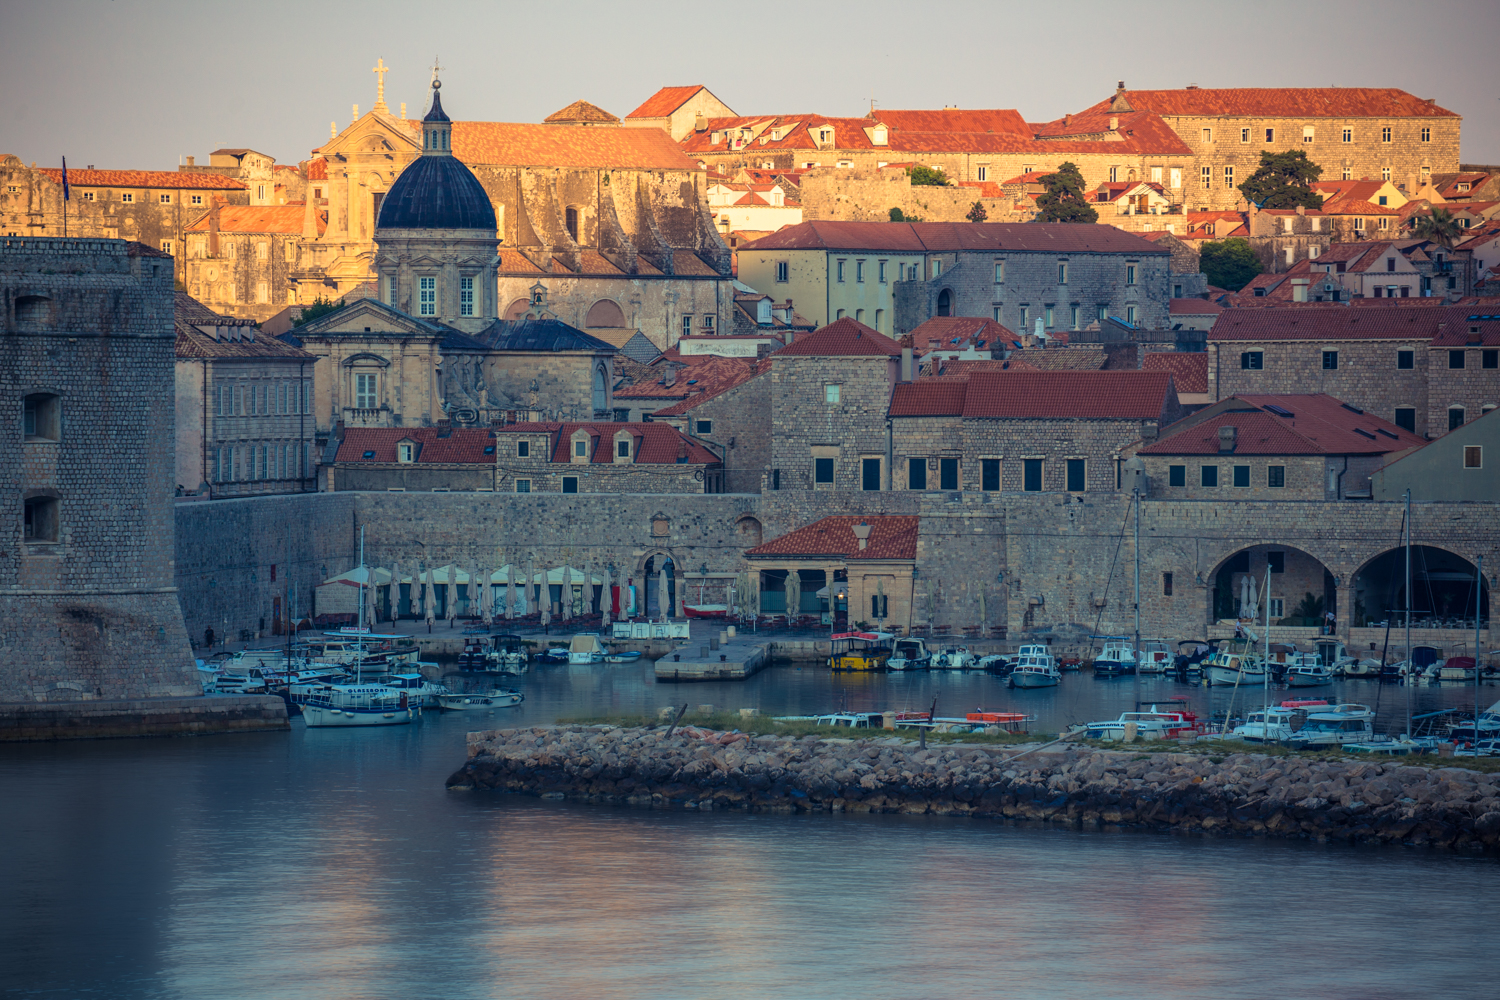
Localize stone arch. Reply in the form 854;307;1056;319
15;294;53;332
637;548;680;616
735;514;763;547
936;288;953;317
1351;544;1489;627
1205;543;1336;625
585;298;626;328
504;298;529;321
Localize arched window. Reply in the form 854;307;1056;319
565;207;579;242
592;367;608;412
937;289;952;317
585;299;626;327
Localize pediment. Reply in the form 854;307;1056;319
299;298;439;339
321;113;422;157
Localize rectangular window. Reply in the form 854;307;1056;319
561;477;579;494
1302;126;1314;144
981;458;1000;491
1343;127;1353;143
994;261;1004;283
574;439;588;457
1394;407;1416;432
1268;465;1285;488
1201;465;1219;488
814;457;835;485
419;276;436;316
1168;464;1185;487
1023;459;1043;492
1224;166;1234;188
1058;262;1067;284
836;259;846;282
939;457;958;491
1421;127;1431;143
81;190;94;201
931;259;942;278
775;261;788;282
1019;306;1028;330
617;440;631;458
855;260;865;282
824;384;840;404
1201;166;1211;188
160;240;173;255
908;458;927;490
1045;305;1055;328
515;479;531;493
862;457;881;491
878;260;887;283
683;315;693;339
1126;264;1136;285
1322;350;1338;370
1066;459;1085;492
1450;350;1466;369
1126;305;1136;325
1450;407;1465;431
517;440;530;457
1240;351;1264;370
355;374;377;409
1483;349;1498;369
1397;349;1414;370
1465;446;1483;469
121;192;134;203
1240;128;1250;143
459;277;474;316
1382;126;1392;143
1070;304;1080;330
1270;598;1284;618
695;420;712;435
1268;552;1285;574
1163;573;1174;597
875;308;883;331
976;165;988;181
1201;128;1213;143
1233;465;1250;488
1265;128;1275;143
855;309;863;323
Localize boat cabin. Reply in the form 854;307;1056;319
830;631;894;672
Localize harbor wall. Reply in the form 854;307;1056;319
451;725;1500;852
0;694;288;741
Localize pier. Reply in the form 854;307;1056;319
655;636;770;681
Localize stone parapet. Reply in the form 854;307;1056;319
0;694;288;741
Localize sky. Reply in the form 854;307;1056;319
3;0;1499;170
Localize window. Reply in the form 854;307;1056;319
1170;168;1182;189
908;458;927;490
1449;407;1465;431
878;260;887;283
1066;459;1085;492
862;457;881;491
1045;305;1054;328
1421;127;1431;143
683;315;693;338
355;373;377;409
191;194;202;206
1382;126;1392;143
81;191;94;201
614;408;630;422
1267;465;1285;488
772;469;780;490
1201;166;1212;188
981;458;1000;491
836;259;846;282
775;261;788;282
398;442;414;463
1240;351;1263;370
854;309;863;323
1483;350;1498;369
1023;459;1043;492
460;277;474;316
939;457;959;490
1109;166;1118;183
1019;305;1028;330
1343;167;1353;181
1302;126;1314;144
835;309;845;320
1394;407;1416;432
515;479;531;493
975;165;989;182
1070;304;1080;330
256;281;268;304
160;240;173;255
824;384;840;404
1057;262;1067;284
1381;168;1391;183
23;495;59;542
1163;573;1174;596
1152;166;1163;183
875;309;884;330
1322;350;1338;370
121;192;134;203
517;440;530;457
1201;465;1219;488
573;439;588;458
22;393;60;441
1126;264;1136;285
931;259;942;278
702;315;714;332
1240;128;1250;143
1168;464;1185;487
1126;305;1136;325
1269;598;1284;618
814;457;835;485
1224;166;1234;188
995;261;1005;283
1342;127;1353;144
855;260;865;283
1396;349;1415;370
1265;128;1275;143
871;594;889;619
1450;350;1466;369
1353;217;1364;233
418;276;435;316
1098;304;1109;321
561;477;579;494
1233;465;1250;488
1267;551;1285;574
1202;128;1213;144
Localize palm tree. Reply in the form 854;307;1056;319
1410;206;1464;248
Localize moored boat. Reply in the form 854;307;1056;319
829;632;894;672
567;634;607;664
1284;703;1375;748
886;638;931;671
1092;638;1136;677
300;683;416;727
1085;706;1199;740
438;689;524;710
1007;645;1060;688
1284;654;1334;687
1204;640;1266;686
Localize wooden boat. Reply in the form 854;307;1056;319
438;689;524;710
1007;645;1060;688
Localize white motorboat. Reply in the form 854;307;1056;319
932;646;975;670
1337;657;1382;678
382;671;450;707
1091;638;1137;676
567;634;607;664
603;650;643;664
1284;654;1334;687
438;689;524;710
977;653;1012;673
1230;700;1328;742
1007;645;1060;688
886;638;931;671
492;634;530;675
1204;641;1266;686
1084;707;1200;740
1448;698;1500;743
1136;639;1172;674
1343;736;1424;756
1285;703;1375;747
299;683;416;727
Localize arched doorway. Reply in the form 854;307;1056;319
1208;545;1335;625
643;554;676;616
1352;546;1489;628
936;289;952;317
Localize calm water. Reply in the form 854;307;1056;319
3;664;1497;999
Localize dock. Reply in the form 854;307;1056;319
655;638;770;681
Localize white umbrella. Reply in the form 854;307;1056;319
539;562;551;628
785;571;800;623
658;562;669;621
386;565;399;622
446;566;458;628
364;565;376;628
423;565;435;628
527;556;536;619
559;566;572;621
481;567;493;626
601;565;612;629
978;582;986;630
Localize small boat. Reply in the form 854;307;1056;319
603;649;643;664
886;638;931;671
830;632;894;672
770;712;887;728
1447;698;1500;743
1204;640;1266;686
492;634;530;675
382;671;450;707
977;653;1013;674
567;634;607;664
1454;738;1500;758
1285;703;1376;748
964;710;1034;733
300;683;415;728
1425;656;1476;681
1343;736;1423;756
1231;700;1327;742
438;689;524;710
1085;706;1200;740
1092;638;1137;677
683;604;728;618
1007;645;1060;688
932;646;975;670
1284;654;1334;687
1137;639;1172;674
538;646;571;663
1337;657;1382;678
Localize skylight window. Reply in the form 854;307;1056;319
1264;405;1295;418
362;450;376;459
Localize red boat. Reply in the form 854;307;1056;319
683;604;728;618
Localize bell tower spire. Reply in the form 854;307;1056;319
421;69;453;156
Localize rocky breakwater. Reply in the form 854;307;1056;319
448;726;1500;851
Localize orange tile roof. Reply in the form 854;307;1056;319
891;377;969;416
746;515;919;561
543;100;620;124
304;158;328;181
1030;109;1192;153
745;220;1168;255
960;370;1173;419
938;357;1036;375
337;427;497;465
1083;88;1457;119
185;204;320;235
876;108;1031;136
777;317;902;357
1143;394;1425;456
398;119;694;169
37;167;245;190
651;360;771;416
615;355;757;400
626;86;709;120
1141;352;1208;393
490;421;717;465
1169;297;1223;314
907;316;1019;351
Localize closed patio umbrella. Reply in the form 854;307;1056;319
506;560;517;620
785;571;800;624
658;563;669;621
600;565;611;629
446;567;458;628
539;563;551;628
979;582;987;631
423;565;435;628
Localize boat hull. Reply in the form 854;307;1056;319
439;691;523;710
1207;666;1265;686
1286;673;1332;687
1009;672;1059;689
302;704;413;727
1093;661;1135;677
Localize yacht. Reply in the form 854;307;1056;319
1284;653;1334;687
299;683;416;728
1204;640;1266;686
382;672;450;708
1284;703;1376;748
886;638;931;671
1136;639;1172;674
1092;638;1137;677
1007;645;1060;689
1084;707;1200;741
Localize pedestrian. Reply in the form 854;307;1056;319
204;626;215;649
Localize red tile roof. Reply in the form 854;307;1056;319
493;422;717;465
1141;352;1208;393
336;427;497;464
1142;394;1425;456
543;100;620;124
876;108;1031;136
1209;306;1498;342
907;316;1018;351
304;158;328;181
746;515;919;561
890;377;969;415
961;370;1173;419
398;120;694;169
651;360;771;416
1030;109;1192;154
184;204;321;235
935;357;1036;375
173;292;317;360
626;86;709;120
615;355;758;401
743;220;1167;255
1084;88;1457;119
36;168;245;190
777;317;903;357
1169;298;1223;314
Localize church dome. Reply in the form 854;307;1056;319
376;80;496;232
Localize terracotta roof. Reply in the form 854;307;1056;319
961;371;1173;419
1170;297;1222;314
908;316;1018;351
1084;88;1457;119
184;204;321;235
1209;306;1499;342
777;317;902;357
890;378;969;416
1142;394;1425;456
1009;347;1106;371
336;427;497;465
124;241;171;257
746;515;919;561
1141;352;1208;393
626;86;709;120
1322;198;1400;217
615;355;756;400
934;357;1036;375
543;100;620;125
399;119;694;169
304;158;328;181
36;168;245;190
487;421;717;465
651;360;771;416
743;220;1167;255
875;108;1031;136
1431;314;1500;347
1030;109;1193;154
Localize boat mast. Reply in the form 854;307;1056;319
1405;489;1412;738
356;525;366;685
1132;487;1141;667
1264;556;1272;714
1475;554;1483;745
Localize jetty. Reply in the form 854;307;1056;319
655;636;770;681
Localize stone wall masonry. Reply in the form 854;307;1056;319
666;370;772;495
1140;455;1326;501
0;694;287;741
451;726;1500;852
1426;344;1500;438
771;356;898;491
800;170;1019;225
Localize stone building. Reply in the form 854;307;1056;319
183;202;322;322
1136;393;1425;501
330;426;497;492
178;148;304;206
471;317;619;423
648;359;773;493
1428;318;1500;436
769;318;903;491
744;515;917;626
740;220;1172;335
623;85;737;142
174;293;319;497
0;237;215;722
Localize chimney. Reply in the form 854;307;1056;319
852;520;872;551
185;155;195;167
1218;425;1237;453
1296;204;1306;216
1064;113;1071;126
695;113;708;132
901;345;914;382
1469;326;1483;345
665;366;678;388
400;102;407;120
1292;278;1309;302
1109;117;1119;131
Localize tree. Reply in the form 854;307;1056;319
1200;238;1263;292
966;200;988;223
907;165;950;187
1033;162;1098;224
1237;150;1323;210
1411;206;1464;248
889;207;922;222
294;296;342;327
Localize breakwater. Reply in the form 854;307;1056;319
449;726;1500;851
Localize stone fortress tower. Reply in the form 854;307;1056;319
371;76;500;335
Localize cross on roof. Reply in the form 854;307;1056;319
372;58;389;110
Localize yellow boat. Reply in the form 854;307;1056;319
829;631;895;671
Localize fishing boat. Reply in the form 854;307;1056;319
1135;639;1172;674
769;712;887;728
977;653;1013;674
829;632;894;672
1284;703;1376;748
603;649;643;664
1424;655;1475;681
1084;706;1200;741
1284;653;1335;687
1091;637;1137;677
300;683;416;727
1007;645;1060;688
382;672;450;707
886;638;931;671
438;689;524;710
931;646;976;670
1204;639;1266;686
1453;739;1500;758
567;634;607;664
